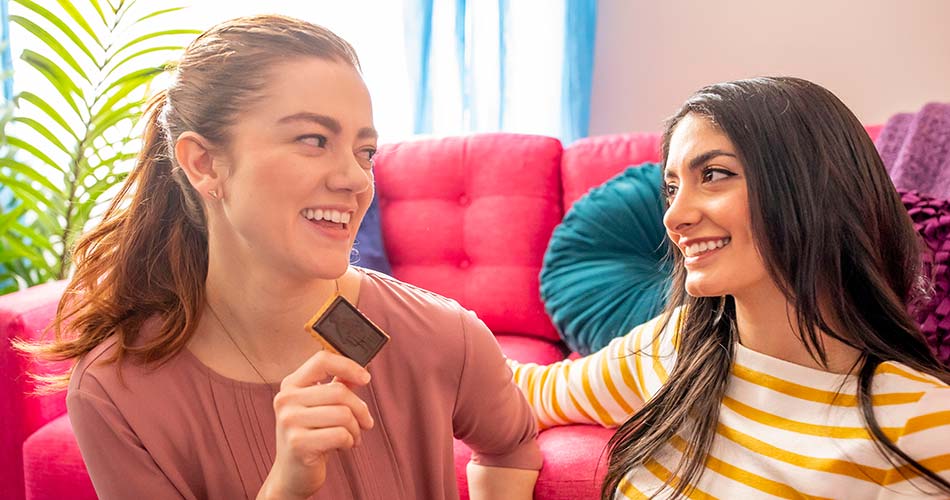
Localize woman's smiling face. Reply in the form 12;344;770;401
662;113;771;300
210;57;377;282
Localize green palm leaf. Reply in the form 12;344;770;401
0;175;66;213
0;205;29;234
135;6;186;24
113;0;141;26
88;0;109;26
110;29;201;63
16;91;80;142
20;50;84;119
83;150;137;174
11;0;97;67
3;235;53;273
9;221;56;254
5;136;67;174
101;45;180;81
11;117;73;157
3;0;195;289
94;67;159;108
0;157;67;194
100;66;164;96
56;0;103;48
10;15;91;84
73;172;128;228
88;101;142;141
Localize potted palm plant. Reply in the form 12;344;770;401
0;0;198;294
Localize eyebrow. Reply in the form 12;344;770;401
663;149;738;180
277;112;378;140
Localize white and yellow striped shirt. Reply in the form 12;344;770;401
510;308;950;499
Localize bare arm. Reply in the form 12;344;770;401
467;463;538;500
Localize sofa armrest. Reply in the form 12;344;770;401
0;280;70;497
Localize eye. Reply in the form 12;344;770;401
701;167;735;183
356;147;377;168
357;147;376;162
663;182;678;200
298;134;328;148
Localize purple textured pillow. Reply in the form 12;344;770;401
901;189;950;366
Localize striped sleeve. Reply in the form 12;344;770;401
879;386;950;497
507;310;681;429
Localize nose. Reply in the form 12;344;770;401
662;187;701;234
327;152;372;194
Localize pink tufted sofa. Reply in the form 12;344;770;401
1;128;886;500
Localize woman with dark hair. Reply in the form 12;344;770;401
23;15;540;500
512;77;950;498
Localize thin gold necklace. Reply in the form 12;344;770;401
204;279;342;393
204;279;360;497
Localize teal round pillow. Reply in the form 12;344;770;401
540;163;673;355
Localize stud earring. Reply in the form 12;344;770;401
208;189;219;200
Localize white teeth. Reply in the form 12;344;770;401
684;238;730;257
302;208;351;225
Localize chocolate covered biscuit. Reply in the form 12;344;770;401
306;295;390;366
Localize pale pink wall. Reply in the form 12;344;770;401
588;0;950;134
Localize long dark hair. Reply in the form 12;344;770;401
19;15;361;390
602;77;950;498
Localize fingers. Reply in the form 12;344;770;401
282;350;371;389
274;381;375;430
280;405;366;446
285;427;362;459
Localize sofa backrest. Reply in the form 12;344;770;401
374;133;564;342
374;126;887;344
561;132;662;212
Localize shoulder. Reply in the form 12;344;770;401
67;316;180;400
359;268;474;326
357;269;497;369
873;361;949;395
69;334;123;397
874;362;950;444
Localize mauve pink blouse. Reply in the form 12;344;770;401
67;270;542;499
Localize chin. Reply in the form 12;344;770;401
301;258;350;281
684;279;725;298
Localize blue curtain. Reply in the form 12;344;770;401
406;0;597;144
561;0;596;143
1;0;13;211
1;0;10;102
405;0;434;134
1;0;13;290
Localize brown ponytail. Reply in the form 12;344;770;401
22;90;209;389
20;15;362;390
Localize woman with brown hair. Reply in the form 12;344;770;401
512;77;950;498
27;15;540;500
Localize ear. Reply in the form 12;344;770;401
175;131;225;200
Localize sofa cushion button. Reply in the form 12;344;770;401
458;195;470;206
459;259;471;269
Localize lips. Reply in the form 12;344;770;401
302;212;351;241
301;208;352;226
683;237;731;258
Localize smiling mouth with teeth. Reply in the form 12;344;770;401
683;237;731;258
302;208;352;229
